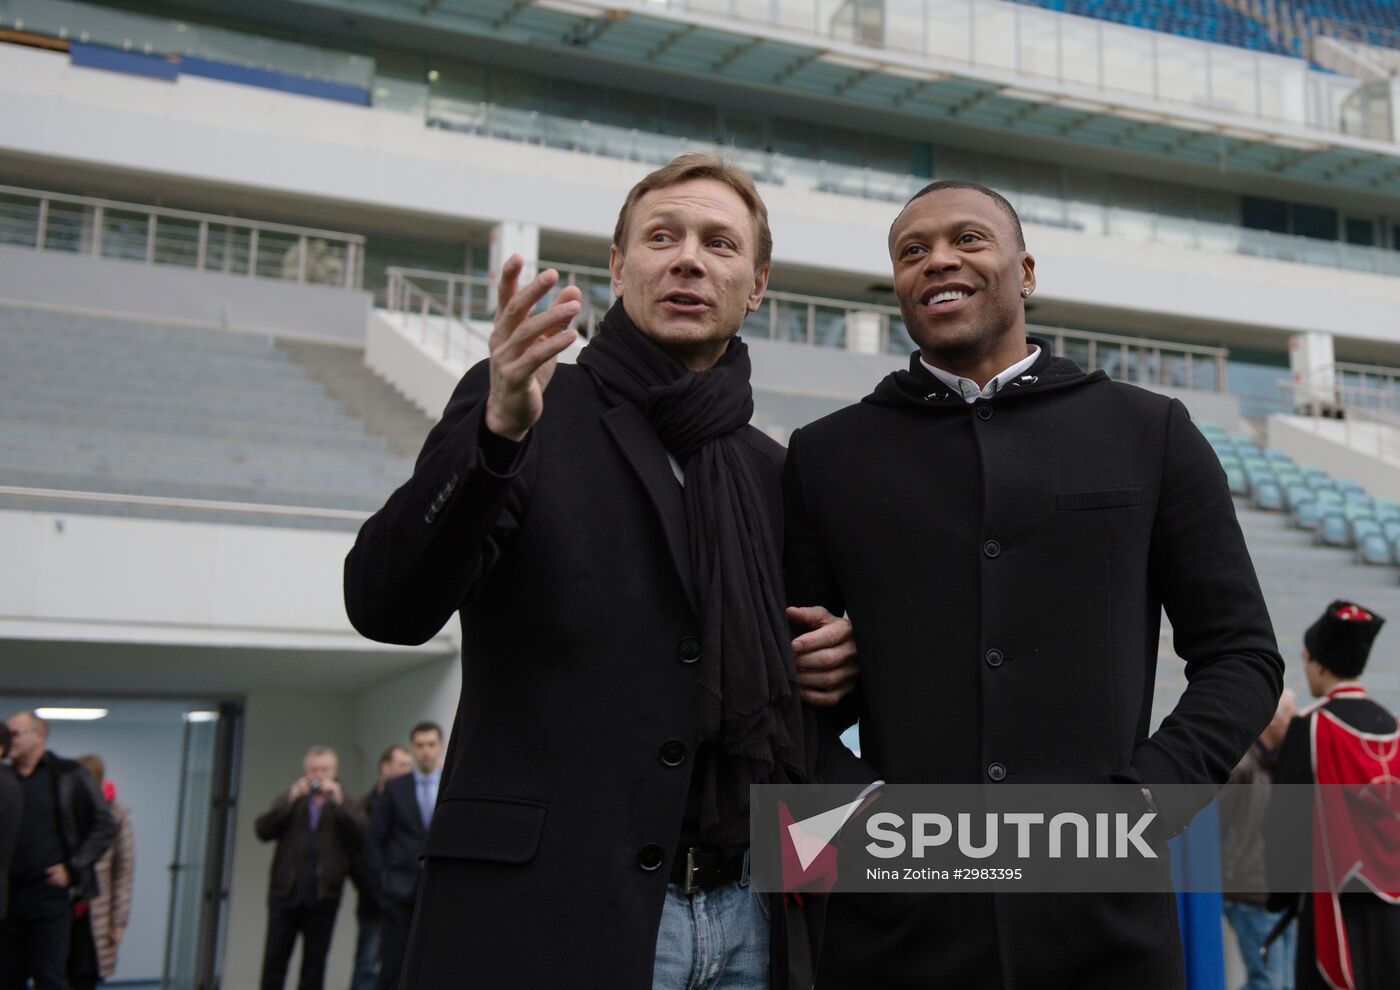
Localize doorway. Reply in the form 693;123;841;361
0;695;243;989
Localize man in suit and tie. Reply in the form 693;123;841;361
0;722;20;923
368;723;441;990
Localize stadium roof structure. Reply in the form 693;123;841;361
210;0;1400;198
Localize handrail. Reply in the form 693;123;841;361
0;485;367;520
0;184;365;289
385;264;1229;391
1277;379;1400;465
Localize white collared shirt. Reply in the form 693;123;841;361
921;346;1041;403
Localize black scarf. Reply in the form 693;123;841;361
578;301;805;845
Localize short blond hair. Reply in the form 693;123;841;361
612;153;772;270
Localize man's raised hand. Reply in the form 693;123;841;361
484;254;582;441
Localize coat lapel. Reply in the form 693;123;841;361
600;401;698;614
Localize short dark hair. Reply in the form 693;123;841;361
410;721;443;741
900;180;1025;250
0;721;9;757
378;744;409;765
613;152;772;270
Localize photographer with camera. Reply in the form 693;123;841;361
254;745;366;990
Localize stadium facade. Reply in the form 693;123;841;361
2;0;1400;986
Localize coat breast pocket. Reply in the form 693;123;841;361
422;796;546;864
1055;487;1142;511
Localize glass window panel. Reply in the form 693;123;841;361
0;193;40;248
153;216;200;268
1015;9;1061;80
1242;197;1289;234
884;0;926;56
1257;59;1307;125
255;230;300;280
971;3;1017;70
101;209;148;262
1154;37;1210;108
925;0;974;63
1100;27;1155;98
1345;218;1376;247
1292;202;1338;241
1058;19;1100;88
1204;49;1258;117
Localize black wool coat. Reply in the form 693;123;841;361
783;346;1283;990
345;360;860;989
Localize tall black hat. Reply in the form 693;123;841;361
1304;600;1385;678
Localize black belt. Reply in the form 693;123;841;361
670;846;745;894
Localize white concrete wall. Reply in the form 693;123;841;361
0;245;372;345
1267;414;1400;498
0;509;447;653
3;45;1398;348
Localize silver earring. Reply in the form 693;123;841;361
1022;287;1032;297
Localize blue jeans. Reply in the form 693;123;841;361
1223;900;1295;990
348;915;380;990
652;869;769;990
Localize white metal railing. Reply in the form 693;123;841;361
386;263;1229;391
429;101;1400;280
1278;379;1400;464
0;184;365;289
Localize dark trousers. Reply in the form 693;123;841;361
260;898;340;990
0;880;73;990
375;898;414;990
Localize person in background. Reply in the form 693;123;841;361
67;755;135;990
347;745;410;990
1269;602;1400;990
368;724;442;990
1220;690;1297;990
0;711;115;990
254;745;365;990
0;722;20;925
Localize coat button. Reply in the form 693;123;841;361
982;540;1001;558
987;762;1007;782
985;649;1004;668
638;844;665;871
976;403;993;420
659;740;687;767
677;637;702;664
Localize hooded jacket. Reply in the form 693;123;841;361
784;342;1282;989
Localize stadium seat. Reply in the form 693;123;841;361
1251;481;1285;511
1319;511;1352;546
1294;500;1324;530
1357;532;1391;566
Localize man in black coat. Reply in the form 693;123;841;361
347;744;409;990
368;724;441;990
1268;601;1400;990
344;153;861;989
0;711;115;990
254;745;366;990
783;181;1284;988
0;722;20;923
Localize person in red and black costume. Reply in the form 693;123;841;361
1268;601;1400;990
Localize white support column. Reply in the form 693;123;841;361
1289;331;1336;414
487;221;540;311
845;310;882;355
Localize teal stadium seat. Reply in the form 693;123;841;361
1284;486;1314;511
1357;532;1391;566
1294;500;1323;530
1251;481;1284;511
1319;511;1351;547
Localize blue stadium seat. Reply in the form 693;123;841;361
1224;462;1249;495
1294;500;1323;530
1251;481;1285;511
1357;532;1391;566
1284;486;1315;511
1319;511;1352;546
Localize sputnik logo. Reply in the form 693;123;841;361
779;798;863;892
